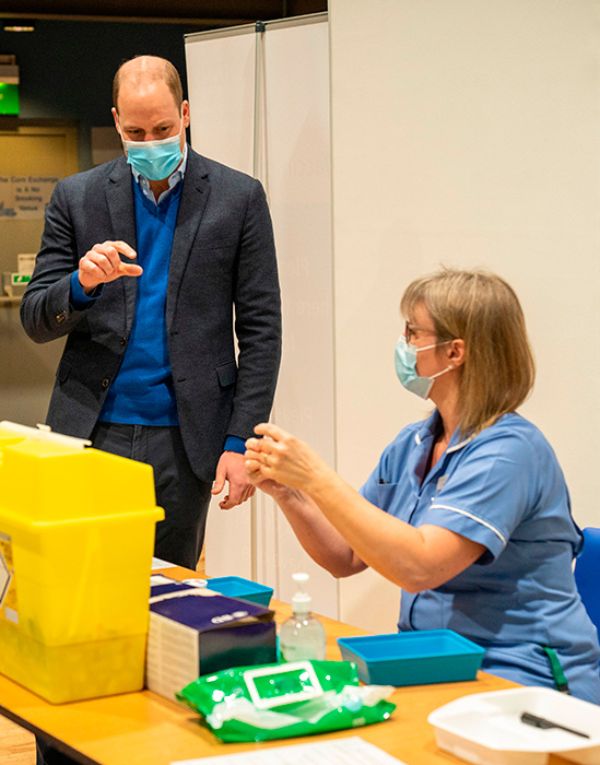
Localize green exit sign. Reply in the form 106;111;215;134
11;274;31;285
0;83;19;116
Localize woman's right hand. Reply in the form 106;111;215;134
245;423;331;493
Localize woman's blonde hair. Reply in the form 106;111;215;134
400;268;535;436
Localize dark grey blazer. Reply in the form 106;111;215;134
21;148;281;482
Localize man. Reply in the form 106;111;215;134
21;55;281;569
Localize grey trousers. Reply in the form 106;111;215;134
91;422;212;569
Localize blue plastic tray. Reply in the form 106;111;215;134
337;630;485;686
207;576;274;607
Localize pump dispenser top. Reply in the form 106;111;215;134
279;571;326;662
291;572;312;614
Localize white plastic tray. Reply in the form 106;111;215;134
428;687;600;765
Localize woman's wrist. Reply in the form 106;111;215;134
271;483;305;505
304;463;341;501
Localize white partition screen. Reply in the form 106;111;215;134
185;26;257;581
185;15;339;618
185;27;255;175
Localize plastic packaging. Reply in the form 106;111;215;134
279;572;326;661
177;659;396;742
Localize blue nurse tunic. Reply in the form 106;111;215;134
360;411;600;703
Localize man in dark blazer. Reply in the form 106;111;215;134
21;55;281;569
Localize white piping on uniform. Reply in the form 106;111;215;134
430;503;506;545
446;436;474;453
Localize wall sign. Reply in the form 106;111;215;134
0;175;58;219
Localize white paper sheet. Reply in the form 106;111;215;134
171;737;407;765
151;557;178;570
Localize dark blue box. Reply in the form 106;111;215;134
147;577;276;699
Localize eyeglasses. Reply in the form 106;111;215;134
404;321;438;343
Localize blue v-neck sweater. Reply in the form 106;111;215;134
100;180;183;425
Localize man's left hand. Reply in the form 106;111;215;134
212;451;256;509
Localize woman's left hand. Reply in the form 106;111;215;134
245;423;330;492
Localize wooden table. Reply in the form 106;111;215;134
0;567;572;765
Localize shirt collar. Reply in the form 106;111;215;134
130;142;188;205
414;410;441;447
413;409;474;453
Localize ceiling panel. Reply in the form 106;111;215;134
0;0;326;27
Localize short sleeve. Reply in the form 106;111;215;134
420;429;535;562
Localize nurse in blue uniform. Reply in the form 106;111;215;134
245;268;600;703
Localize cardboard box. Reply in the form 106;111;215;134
146;576;277;701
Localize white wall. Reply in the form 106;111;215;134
185;1;600;632
329;0;600;624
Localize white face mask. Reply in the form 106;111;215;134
394;336;453;399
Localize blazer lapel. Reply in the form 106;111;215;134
106;159;138;334
166;150;211;331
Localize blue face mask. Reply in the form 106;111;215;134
394;336;453;399
123;133;183;181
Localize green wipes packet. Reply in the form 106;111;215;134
176;659;396;743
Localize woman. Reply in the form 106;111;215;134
245;268;600;703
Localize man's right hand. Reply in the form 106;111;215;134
78;240;142;293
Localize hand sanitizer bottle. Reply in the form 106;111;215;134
279;572;326;662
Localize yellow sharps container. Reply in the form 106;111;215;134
0;424;164;703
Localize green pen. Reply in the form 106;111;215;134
543;646;569;694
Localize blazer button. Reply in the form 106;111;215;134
55;311;66;324
101;377;110;390
120;336;127;346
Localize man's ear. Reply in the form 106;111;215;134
181;100;191;129
111;107;120;134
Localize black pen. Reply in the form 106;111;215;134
520;712;590;739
